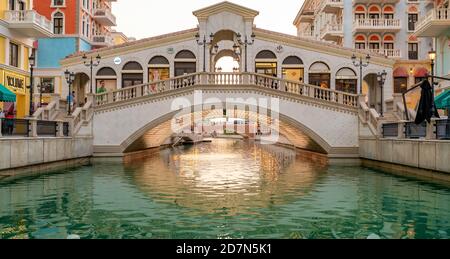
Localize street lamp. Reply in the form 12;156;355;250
352;53;371;94
236;32;255;72
377;70;387;117
195;33;217;72
64;69;76;115
82;53;101;94
429;49;436;100
28;52;35;116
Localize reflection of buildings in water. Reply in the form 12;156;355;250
125;139;329;215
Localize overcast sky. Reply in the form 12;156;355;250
112;0;304;39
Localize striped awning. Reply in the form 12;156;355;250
435;90;450;109
0;84;16;102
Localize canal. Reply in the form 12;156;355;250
0;139;449;239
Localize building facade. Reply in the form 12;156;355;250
0;0;53;118
415;0;450;91
294;0;436;107
33;0;127;103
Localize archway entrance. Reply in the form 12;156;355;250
363;73;382;113
209;30;242;73
73;72;89;108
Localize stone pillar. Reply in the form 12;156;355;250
426;120;436;140
199;72;208;85
51;93;61;109
86;93;94;104
398;122;405;139
29;119;38;137
57;121;64;137
242;73;250;85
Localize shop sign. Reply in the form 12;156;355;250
4;72;26;94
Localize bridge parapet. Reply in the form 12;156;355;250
93;72;359;109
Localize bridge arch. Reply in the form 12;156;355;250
120;103;331;155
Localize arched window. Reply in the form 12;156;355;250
255;50;277;77
369;34;381;50
355;5;366;20
368;5;381;19
174;50;196;76
383;34;395;52
149;56;170;83
393;67;409;93
408;5;419;31
336;68;357;94
96;67;117;93
383;5;395;19
122;62;143;88
282;56;304;82
355;34;366;50
53;11;64;34
309;62;330;89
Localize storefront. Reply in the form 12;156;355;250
255;50;277;77
122;62;144;88
149;56;170;85
96;67;117;93
174;51;196;76
0;69;30;118
309;62;331;88
335;67;358;93
282;56;304;82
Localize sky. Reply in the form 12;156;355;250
112;0;305;40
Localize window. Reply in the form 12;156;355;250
40;78;55;94
384;43;394;50
408;14;418;31
369;42;380;50
394;77;408;93
9;42;19;67
355;13;365;20
8;0;15;10
52;0;65;7
355;42;365;49
408;43;418;60
53;12;64;34
369;13;380;19
384;13;394;19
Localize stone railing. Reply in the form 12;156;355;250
4;10;53;33
92;34;114;46
0;118;67;138
353;19;401;30
93;72;359;109
66;96;94;136
318;0;343;13
359;95;380;136
368;48;401;58
93;8;117;25
320;23;343;38
31;94;61;121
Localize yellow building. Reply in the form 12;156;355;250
0;0;52;118
111;31;131;46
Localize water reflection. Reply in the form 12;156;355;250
125;140;328;215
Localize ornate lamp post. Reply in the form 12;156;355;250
352;53;371;94
82;54;101;93
64;69;76;115
195;33;217;72
236;33;255;72
377;70;387;117
28;52;35;116
429;49;437;112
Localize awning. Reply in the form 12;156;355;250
393;67;408;77
414;67;429;78
435;90;450;109
0;84;16;102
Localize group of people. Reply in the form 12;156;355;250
0;108;15;135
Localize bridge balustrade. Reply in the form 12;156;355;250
92;72;359;109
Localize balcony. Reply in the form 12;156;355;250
352;0;399;4
93;8;117;26
319;0;343;13
4;10;53;37
353;19;401;32
368;48;401;58
320;23;343;41
415;8;450;37
92;34;114;47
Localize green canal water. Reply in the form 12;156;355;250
1;139;449;239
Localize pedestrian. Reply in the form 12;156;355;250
0;108;4;119
67;91;74;113
5;112;14;135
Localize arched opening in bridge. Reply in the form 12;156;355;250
96;67;117;93
282;56;304;83
122;107;328;155
214;50;240;73
122;61;143;88
149;56;170;82
255;50;277;77
364;73;382;113
309;62;330;89
174;50;196;76
73;72;89;108
210;30;242;72
336;67;357;94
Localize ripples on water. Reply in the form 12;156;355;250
0;139;449;239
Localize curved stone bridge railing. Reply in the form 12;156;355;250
93;72;359;109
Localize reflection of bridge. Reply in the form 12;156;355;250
88;72;360;158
